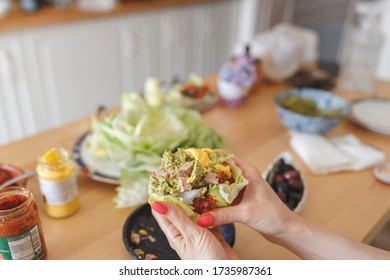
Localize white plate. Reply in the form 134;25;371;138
263;151;308;213
349;98;390;135
72;133;120;185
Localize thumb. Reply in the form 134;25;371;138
197;205;245;227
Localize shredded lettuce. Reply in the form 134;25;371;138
208;185;230;208
86;92;225;208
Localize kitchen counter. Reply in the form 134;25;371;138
0;0;224;32
1;76;389;259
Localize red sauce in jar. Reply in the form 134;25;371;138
0;195;27;211
0;187;47;260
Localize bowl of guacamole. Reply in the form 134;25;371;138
275;88;349;134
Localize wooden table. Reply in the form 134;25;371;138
1;78;389;260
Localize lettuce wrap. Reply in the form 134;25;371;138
148;148;249;220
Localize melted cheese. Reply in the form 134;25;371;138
215;164;231;177
188;148;212;169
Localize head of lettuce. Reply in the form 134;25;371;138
148;148;249;220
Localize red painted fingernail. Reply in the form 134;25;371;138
150;201;168;215
197;213;215;227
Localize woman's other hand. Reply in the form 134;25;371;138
197;153;296;242
150;201;239;260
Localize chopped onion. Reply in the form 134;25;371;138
179;189;201;205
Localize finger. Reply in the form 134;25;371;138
197;205;245;227
151;201;198;238
231;154;261;181
151;207;184;250
209;226;225;243
210;227;239;260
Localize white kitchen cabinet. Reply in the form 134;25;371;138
0;33;37;145
120;0;240;90
119;11;161;92
25;18;123;127
190;0;240;77
0;20;124;146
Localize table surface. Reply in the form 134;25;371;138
1;78;390;260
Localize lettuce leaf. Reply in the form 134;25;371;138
217;159;249;204
148;193;198;221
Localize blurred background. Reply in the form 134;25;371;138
0;0;389;145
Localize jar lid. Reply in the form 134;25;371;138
373;163;390;185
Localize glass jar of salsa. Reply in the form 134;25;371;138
36;148;80;218
0;186;47;260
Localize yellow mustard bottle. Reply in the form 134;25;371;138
36;148;80;218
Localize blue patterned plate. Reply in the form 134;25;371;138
72;132;120;184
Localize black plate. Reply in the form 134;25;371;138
123;203;235;260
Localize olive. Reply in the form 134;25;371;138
274;180;289;193
289;192;303;209
266;170;275;184
276;191;287;203
284;164;296;172
287;179;304;192
273;174;284;183
276;158;285;166
283;170;300;180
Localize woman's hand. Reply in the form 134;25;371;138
151;201;239;260
197;154;297;242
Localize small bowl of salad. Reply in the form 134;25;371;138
166;73;217;111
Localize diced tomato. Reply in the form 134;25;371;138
217;171;226;183
217;170;235;184
195;89;206;99
187;85;197;94
192;194;217;214
181;84;210;100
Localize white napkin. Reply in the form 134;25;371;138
290;133;385;174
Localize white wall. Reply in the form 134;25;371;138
376;0;390;81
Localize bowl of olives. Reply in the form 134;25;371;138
275;88;349;134
263;152;307;213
